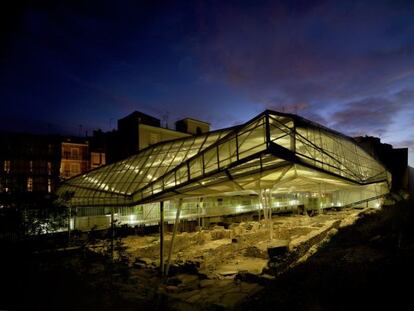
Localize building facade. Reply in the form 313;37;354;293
0;133;61;207
138;123;190;150
0;133;106;208
105;111;210;163
60;138;90;179
175;118;210;135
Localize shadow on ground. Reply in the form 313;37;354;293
241;198;414;311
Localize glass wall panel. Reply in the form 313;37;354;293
204;147;218;173
218;138;237;168
238;117;266;157
269;115;293;150
189;157;203;179
295;125;387;184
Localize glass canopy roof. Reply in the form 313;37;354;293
57;111;391;207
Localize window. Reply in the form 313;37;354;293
61;163;70;178
91;152;106;167
47;162;52;175
101;153;106;165
3;178;9;193
71;163;80;175
47;179;52;193
27;177;33;192
92;153;99;165
91;153;105;166
71;148;79;159
29;160;33;173
4;160;11;173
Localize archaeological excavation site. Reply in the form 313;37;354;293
56;110;392;308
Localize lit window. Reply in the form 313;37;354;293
47;162;52;175
3;178;9;193
70;163;80;174
27;177;33;192
91;152;106;167
63;163;70;177
47;179;52;193
71;148;79;159
91;153;100;165
4;160;11;173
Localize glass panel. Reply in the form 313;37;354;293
176;166;189;184
218;138;237;168
238;118;266;157
189;157;203;179
204;147;218;173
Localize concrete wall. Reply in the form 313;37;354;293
138;124;190;150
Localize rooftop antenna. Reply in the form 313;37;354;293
162;112;169;129
78;124;83;137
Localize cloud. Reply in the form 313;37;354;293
394;88;414;104
191;0;414;110
289;87;414;137
187;1;414;166
394;138;414;149
331;96;409;136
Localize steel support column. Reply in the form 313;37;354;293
165;198;182;277
160;201;165;276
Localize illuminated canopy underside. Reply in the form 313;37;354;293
57;110;391;207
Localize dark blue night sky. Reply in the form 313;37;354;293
1;0;414;164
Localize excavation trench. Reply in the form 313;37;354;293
121;209;364;276
92;208;371;309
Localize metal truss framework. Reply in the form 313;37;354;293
57;110;391;208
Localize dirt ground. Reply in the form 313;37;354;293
122;208;367;274
113;208;371;309
3;203;412;311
